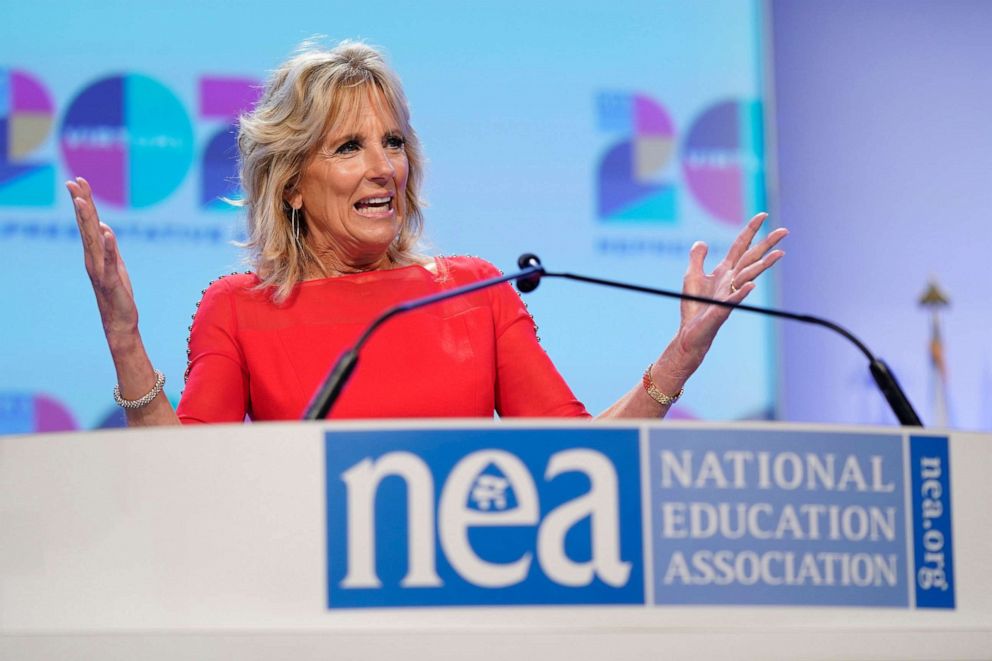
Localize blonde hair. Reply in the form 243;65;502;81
237;40;426;302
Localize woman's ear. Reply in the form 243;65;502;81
285;189;303;210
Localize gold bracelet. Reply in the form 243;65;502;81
642;364;683;406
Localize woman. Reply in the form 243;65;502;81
67;42;786;426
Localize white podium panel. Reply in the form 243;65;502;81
1;420;989;660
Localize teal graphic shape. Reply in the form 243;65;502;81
126;74;193;208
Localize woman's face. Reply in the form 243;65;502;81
291;91;409;271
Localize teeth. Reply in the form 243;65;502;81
354;195;394;217
358;196;392;206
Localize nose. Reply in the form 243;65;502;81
366;145;396;183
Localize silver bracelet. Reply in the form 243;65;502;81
113;370;166;409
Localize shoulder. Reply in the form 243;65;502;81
197;272;265;304
436;255;502;283
193;272;265;319
202;272;260;295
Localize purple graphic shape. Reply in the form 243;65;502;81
598;140;671;217
62;141;127;206
681;100;743;225
684;100;739;149
34;394;77;432
634;94;673;136
201;127;239;205
665;405;698;421
12;71;53;112
199;77;260;120
60;76;128;206
0;116;8;155
96;406;127;429
63;76;125;126
683;160;743;224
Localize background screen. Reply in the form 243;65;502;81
1;0;775;432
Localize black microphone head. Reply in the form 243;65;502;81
516;253;543;293
517;253;542;270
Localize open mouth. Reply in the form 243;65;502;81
354;195;394;218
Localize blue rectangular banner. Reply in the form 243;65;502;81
325;427;643;608
909;435;955;609
647;429;908;606
324;426;956;610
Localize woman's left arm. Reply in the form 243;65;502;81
598;213;787;419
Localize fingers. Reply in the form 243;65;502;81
70;193;104;273
728;280;756;304
726;215;787;292
724;212;768;265
734;249;785;286
67;177;99;233
738;226;788;269
66;176;94;204
686;241;708;277
102;226;116;266
67;177;112;281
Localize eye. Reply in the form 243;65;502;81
385;134;406;150
334;139;361;155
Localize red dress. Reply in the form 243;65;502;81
177;256;590;422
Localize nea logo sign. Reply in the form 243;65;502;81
324;428;644;608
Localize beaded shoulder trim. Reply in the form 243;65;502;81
489;260;540;343
184;271;254;384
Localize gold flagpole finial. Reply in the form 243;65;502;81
918;278;950;308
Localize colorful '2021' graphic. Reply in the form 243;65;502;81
0;69;259;209
0;69;56;205
597;93;765;225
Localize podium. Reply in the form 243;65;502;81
2;420;990;659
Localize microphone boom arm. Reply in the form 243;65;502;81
543;269;923;427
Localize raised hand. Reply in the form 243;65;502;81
597;212;786;419
673;212;787;373
67;177;178;426
67;177;139;337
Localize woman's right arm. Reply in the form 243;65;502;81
68;177;180;427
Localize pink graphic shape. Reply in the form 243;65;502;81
199;77;261;120
61;141;128;206
634;94;673;136
34;394;78;432
681;100;749;225
12;70;53;113
683;162;744;224
665;405;698;421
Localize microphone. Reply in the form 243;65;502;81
516;253;544;292
522;257;922;427
302;261;544;420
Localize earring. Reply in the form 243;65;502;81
291;207;301;245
